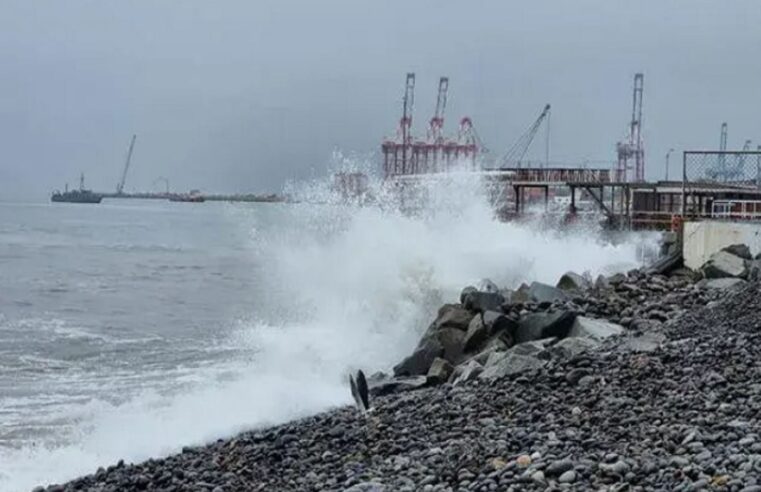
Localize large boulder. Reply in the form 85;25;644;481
368;375;428;396
507;338;556;359
451;360;484;384
436;327;467;363
479;353;546;379
556;272;591;292
701;250;748;279
551;337;600;359
393;338;443;376
722;243;752;260
462;314;488;352
426;357;453;384
514;310;577;344
528;282;569;303
434;304;475;330
463;291;505;313
483;310;518;337
569;316;624;340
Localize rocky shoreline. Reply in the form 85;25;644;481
38;244;761;491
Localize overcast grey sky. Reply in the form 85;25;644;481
1;0;759;200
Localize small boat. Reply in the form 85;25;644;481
51;173;102;204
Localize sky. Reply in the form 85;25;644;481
1;0;760;200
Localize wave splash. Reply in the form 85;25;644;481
0;170;655;491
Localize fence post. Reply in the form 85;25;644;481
681;151;687;216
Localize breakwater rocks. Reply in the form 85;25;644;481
41;244;761;492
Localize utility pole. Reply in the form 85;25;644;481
665;148;675;181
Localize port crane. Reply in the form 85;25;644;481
500;104;551;168
116;134;137;195
615;73;645;182
427;77;448;144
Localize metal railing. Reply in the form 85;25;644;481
682;150;761;216
711;199;761;220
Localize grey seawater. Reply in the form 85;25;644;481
0;200;271;449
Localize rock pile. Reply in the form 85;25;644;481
40;244;761;492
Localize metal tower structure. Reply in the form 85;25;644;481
616;73;645;182
116;134;137;195
427;77;449;144
500;104;551;168
382;74;480;178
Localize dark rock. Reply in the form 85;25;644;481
556;271;591;292
569;316;623;340
528;281;569;303
482;310;518;337
463;291;505;313
546;458;574;476
426;357;453;384
368;375;428;396
551;336;600;358
462;314;488;352
514;310;576;344
459;286;477;304
722;243;752;260
393;338;443;376
702;250;748;279
433;304;474;330
451;360;483;384
479;352;546;379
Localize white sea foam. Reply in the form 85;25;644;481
0;170;656;491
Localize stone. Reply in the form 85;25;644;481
701;250;748;279
558;470;577;483
556;271;591;292
479;353;546;379
569;316;624;340
433;304;474;330
507;338;555;359
393;338;443;376
368;376;428;396
722;243;752;260
435;327;467;364
516;455;532;467
463;291;505;313
528;281;569;303
552;337;600;358
594;274;610;290
699;278;746;290
477;278;500;293
460;286;477;304
462;314;488;352
546;459;574;476
511;283;531;303
482;310;518;337
426;357;453;384
514;310;577;344
451;360;483;384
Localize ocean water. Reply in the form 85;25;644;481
0;175;655;491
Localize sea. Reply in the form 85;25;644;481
0;175;656;491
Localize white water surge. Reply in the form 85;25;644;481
0;172;656;491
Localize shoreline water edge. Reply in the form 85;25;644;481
33;241;761;491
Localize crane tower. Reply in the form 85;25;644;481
616;73;645;182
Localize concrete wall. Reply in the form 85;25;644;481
683;220;761;269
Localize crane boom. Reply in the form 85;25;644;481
500;104;551;168
117;134;137;195
428;76;449;143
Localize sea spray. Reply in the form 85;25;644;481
0;171;656;491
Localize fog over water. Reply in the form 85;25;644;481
1;1;761;200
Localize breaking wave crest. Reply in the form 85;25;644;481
0;170;656;491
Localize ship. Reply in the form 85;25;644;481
51;173;103;204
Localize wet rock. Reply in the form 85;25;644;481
426;357;453;384
528;281;569;303
463;291;505;313
568;316;623;340
551;336;600;358
722;243;752;260
393;338;443;376
515;310;576;344
702;250;748;279
479;352;546;379
433;304;474;330
368;375;428;396
699;278;747;290
451;360;483;384
482;310;517;337
462;314;487;352
556;271;591;292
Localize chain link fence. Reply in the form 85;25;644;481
682;151;761;217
